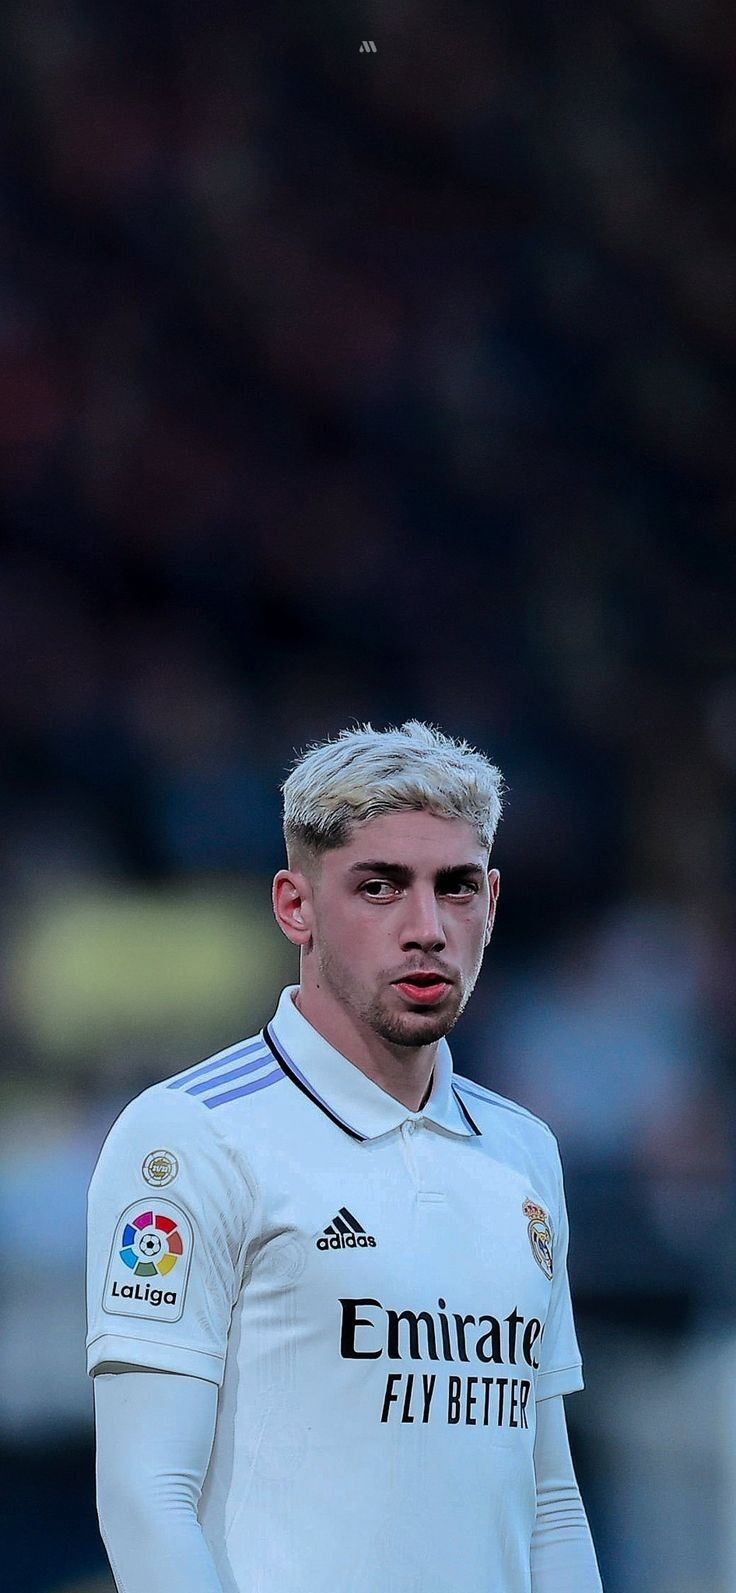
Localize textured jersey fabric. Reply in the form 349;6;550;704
87;984;584;1593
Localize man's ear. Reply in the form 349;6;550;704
485;868;500;943
272;869;314;947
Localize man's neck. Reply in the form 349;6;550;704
292;985;437;1113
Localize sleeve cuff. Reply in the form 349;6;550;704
87;1332;225;1386
535;1363;584;1401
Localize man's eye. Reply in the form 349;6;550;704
360;880;478;898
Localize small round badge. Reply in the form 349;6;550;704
142;1149;179;1188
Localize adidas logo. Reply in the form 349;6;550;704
316;1207;377;1250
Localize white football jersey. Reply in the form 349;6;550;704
87;985;583;1593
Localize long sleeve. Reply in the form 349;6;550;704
94;1367;224;1592
530;1393;603;1591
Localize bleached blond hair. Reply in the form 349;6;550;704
281;720;504;870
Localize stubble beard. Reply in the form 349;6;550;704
317;942;473;1050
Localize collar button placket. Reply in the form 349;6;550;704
412;1120;448;1204
400;1118;420;1188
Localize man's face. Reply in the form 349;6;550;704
305;810;499;1048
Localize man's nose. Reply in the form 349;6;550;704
399;891;446;949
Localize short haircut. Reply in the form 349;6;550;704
281;719;504;871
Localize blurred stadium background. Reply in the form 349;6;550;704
1;1;735;1588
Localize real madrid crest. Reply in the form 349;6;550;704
523;1198;554;1280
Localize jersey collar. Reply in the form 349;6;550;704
264;985;480;1142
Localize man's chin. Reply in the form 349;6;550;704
371;1005;460;1047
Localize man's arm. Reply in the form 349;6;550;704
94;1367;223;1592
531;1394;603;1591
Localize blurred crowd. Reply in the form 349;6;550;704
0;1;734;1588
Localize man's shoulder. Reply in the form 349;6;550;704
452;1071;557;1148
101;1029;281;1148
161;1029;275;1102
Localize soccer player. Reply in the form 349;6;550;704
87;720;602;1591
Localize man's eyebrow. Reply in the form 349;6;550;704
347;861;486;882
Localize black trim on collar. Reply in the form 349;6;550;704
262;1025;367;1142
451;1086;482;1135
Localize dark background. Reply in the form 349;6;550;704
0;2;734;1589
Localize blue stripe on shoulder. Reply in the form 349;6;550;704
454;1080;548;1131
167;1037;267;1090
453;1081;490;1102
185;1050;271;1096
204;1068;285;1109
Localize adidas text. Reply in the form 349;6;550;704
317;1232;377;1250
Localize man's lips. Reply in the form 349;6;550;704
393;974;452;1006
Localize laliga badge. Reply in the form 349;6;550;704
142;1149;179;1187
523;1198;554;1281
103;1199;193;1321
